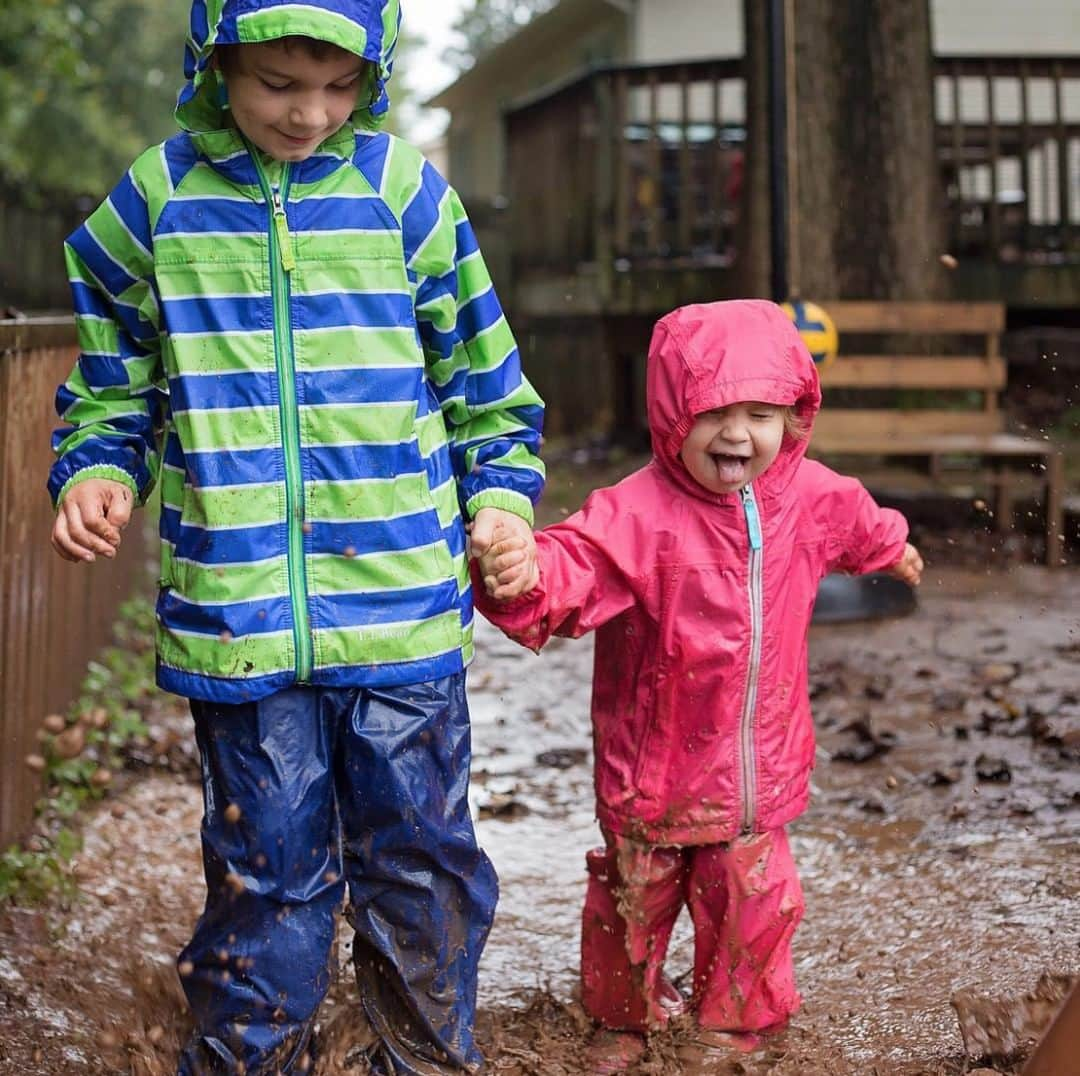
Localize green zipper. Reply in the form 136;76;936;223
252;154;312;682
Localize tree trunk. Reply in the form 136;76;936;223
743;0;949;301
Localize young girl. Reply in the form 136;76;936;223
471;300;922;1069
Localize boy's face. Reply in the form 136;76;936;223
218;41;366;162
679;402;786;494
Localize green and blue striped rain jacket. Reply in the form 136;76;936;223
49;0;545;703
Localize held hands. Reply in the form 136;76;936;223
470;507;539;601
51;479;133;563
888;542;924;587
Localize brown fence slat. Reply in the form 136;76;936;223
820;355;1007;389
813;409;1002;441
0;319;148;848
825;300;1005;333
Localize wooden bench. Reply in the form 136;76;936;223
809;301;1065;567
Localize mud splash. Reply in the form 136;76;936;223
0;567;1077;1075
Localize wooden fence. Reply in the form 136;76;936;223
0;319;148;848
0;194;86;312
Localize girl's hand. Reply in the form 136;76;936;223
470;508;539;600
51;479;133;563
888;542;924;587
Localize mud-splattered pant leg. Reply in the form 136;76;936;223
687;828;804;1033
580;834;687;1031
178;688;346;1075
339;676;498;1076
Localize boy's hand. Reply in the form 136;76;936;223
470;507;539;600
52;479;134;563
888;542;924;587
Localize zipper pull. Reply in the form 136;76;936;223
271;188;296;273
740;486;763;551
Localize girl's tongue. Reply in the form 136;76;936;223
713;453;748;485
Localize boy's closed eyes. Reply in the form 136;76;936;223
216;39;370;162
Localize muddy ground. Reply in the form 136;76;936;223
1;563;1078;1076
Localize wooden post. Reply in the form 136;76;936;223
594;72;615;308
1044;450;1065;569
951;61;964;247
614;71;630;258
1019;60;1032;254
1053;61;1071;252
986;60;1001;257
712;72;724;254
678;65;693;255
648;70;662;256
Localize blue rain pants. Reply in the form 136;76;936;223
176;675;498;1075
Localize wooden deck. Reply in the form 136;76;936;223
502;54;1080;316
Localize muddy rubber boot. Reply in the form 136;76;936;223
674;1028;761;1072
586;1029;647;1075
657;975;686;1020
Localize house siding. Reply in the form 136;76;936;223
448;9;628;206
628;0;1080;57
933;0;1080;53
632;0;742;62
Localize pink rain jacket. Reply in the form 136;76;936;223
475;301;908;845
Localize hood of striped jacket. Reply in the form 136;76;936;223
177;0;401;134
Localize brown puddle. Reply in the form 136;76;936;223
0;567;1077;1075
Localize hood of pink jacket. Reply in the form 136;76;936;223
647;300;822;503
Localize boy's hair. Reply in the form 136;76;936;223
782;405;810;440
216;35;367;71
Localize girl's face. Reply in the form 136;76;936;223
679;401;786;494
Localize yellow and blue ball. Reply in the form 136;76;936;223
780;300;838;370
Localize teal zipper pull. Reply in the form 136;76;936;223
271;188;295;273
741;486;763;551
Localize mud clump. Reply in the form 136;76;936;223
831;716;898;763
474;994;592;1075
951;971;1077;1065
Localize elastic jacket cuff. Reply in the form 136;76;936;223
465;488;535;527
55;465;142;510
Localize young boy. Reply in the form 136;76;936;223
48;3;543;1073
474;301;922;1071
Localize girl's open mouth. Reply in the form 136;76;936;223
711;453;750;483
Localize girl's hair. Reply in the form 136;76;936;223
782;405;810;440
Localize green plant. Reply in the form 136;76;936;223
4;597;157;907
0;829;81;905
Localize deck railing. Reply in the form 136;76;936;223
504;53;1080;279
506;58;744;278
936;55;1080;263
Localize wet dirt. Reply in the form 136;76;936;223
1;566;1077;1075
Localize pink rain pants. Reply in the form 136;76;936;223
581;827;804;1034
